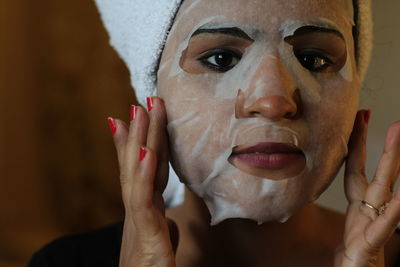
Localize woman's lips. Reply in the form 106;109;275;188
229;142;306;179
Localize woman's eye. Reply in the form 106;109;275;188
199;49;241;72
296;51;333;72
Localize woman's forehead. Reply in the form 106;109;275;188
173;0;354;41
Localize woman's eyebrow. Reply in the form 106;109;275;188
190;27;254;41
289;25;345;40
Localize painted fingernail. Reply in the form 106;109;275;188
139;147;147;161
130;105;137;121
364;110;371;124
107;117;117;135
146;97;153;112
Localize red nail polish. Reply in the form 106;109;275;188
364;110;371;124
146;97;153;112
130;105;137;121
107;117;117;135
139;147;147;161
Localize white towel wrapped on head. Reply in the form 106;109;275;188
94;0;183;106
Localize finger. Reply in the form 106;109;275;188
344;110;370;203
108;118;129;165
364;121;400;207
146;97;167;153
127;105;150;151
365;186;400;249
131;147;164;237
146;97;169;192
122;106;150;187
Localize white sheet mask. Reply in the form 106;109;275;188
278;17;354;83
158;0;360;225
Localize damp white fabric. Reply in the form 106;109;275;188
94;0;184;106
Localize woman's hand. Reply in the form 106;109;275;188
336;110;400;267
108;97;179;267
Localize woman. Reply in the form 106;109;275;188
29;0;400;266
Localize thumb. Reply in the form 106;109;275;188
344;110;370;203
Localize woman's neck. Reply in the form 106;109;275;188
166;188;338;266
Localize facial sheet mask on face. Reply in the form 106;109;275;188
160;0;362;225
94;0;373;225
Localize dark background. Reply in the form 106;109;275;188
1;1;131;266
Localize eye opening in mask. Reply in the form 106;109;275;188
294;48;334;72
198;48;243;72
284;25;348;74
179;27;253;74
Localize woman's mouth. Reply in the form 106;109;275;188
228;142;306;179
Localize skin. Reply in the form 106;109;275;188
108;0;400;266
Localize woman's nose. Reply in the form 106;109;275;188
240;94;298;120
235;57;299;121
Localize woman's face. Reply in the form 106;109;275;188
157;0;360;225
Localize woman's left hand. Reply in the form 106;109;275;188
335;110;400;267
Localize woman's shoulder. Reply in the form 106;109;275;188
27;221;123;267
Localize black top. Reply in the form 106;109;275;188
28;223;400;267
27;222;123;267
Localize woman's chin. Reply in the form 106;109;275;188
205;194;298;226
198;180;309;226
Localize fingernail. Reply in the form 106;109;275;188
139;147;147;161
130;105;137;121
364;110;371;124
146;97;153;112
107;117;117;135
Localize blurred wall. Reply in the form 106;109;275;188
1;1;130;266
0;1;399;267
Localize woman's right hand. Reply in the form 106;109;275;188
108;97;179;267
